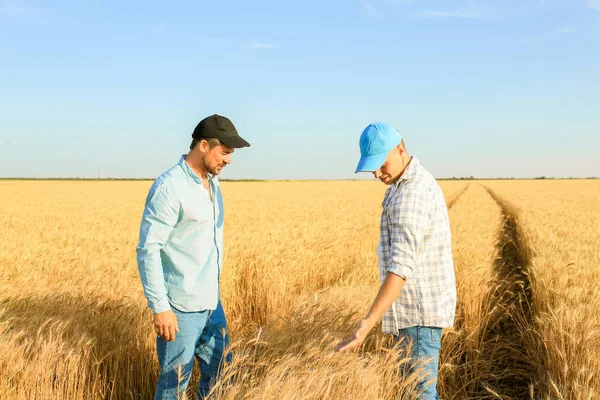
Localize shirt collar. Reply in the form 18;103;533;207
393;156;419;187
178;155;213;184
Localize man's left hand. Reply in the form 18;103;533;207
334;318;375;352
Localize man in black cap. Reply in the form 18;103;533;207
136;114;250;399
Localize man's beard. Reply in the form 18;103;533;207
203;160;220;176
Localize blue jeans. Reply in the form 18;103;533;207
155;301;231;400
396;326;442;400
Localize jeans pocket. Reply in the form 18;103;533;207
430;327;442;343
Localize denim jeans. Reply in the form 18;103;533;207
396;326;442;400
155;301;231;400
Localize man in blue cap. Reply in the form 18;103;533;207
335;122;456;399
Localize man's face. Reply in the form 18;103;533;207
203;143;235;175
372;146;404;185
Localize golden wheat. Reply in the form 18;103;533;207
482;180;600;399
0;179;598;399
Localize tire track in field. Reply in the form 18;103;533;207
447;182;470;209
481;186;544;399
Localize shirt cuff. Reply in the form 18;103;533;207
387;262;413;280
148;298;172;314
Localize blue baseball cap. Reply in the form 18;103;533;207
355;122;402;173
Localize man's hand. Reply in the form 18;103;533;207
154;310;180;342
334;318;375;352
334;273;406;352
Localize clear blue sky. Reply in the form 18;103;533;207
1;0;599;179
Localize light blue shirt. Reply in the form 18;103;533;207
136;155;224;314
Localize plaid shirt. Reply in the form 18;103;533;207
378;157;456;333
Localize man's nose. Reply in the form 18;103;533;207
373;170;382;179
224;154;232;164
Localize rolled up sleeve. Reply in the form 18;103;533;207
136;183;179;314
386;187;431;280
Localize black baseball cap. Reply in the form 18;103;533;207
192;114;250;148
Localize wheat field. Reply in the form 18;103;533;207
0;179;598;399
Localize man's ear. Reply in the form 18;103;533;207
197;139;209;153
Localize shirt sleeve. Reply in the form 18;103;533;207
136;183;180;314
386;187;431;280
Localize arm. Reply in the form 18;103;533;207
136;183;180;341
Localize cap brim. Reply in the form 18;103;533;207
355;153;387;173
219;135;251;148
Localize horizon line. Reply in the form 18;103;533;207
0;177;597;182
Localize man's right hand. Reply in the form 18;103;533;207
154;310;180;342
